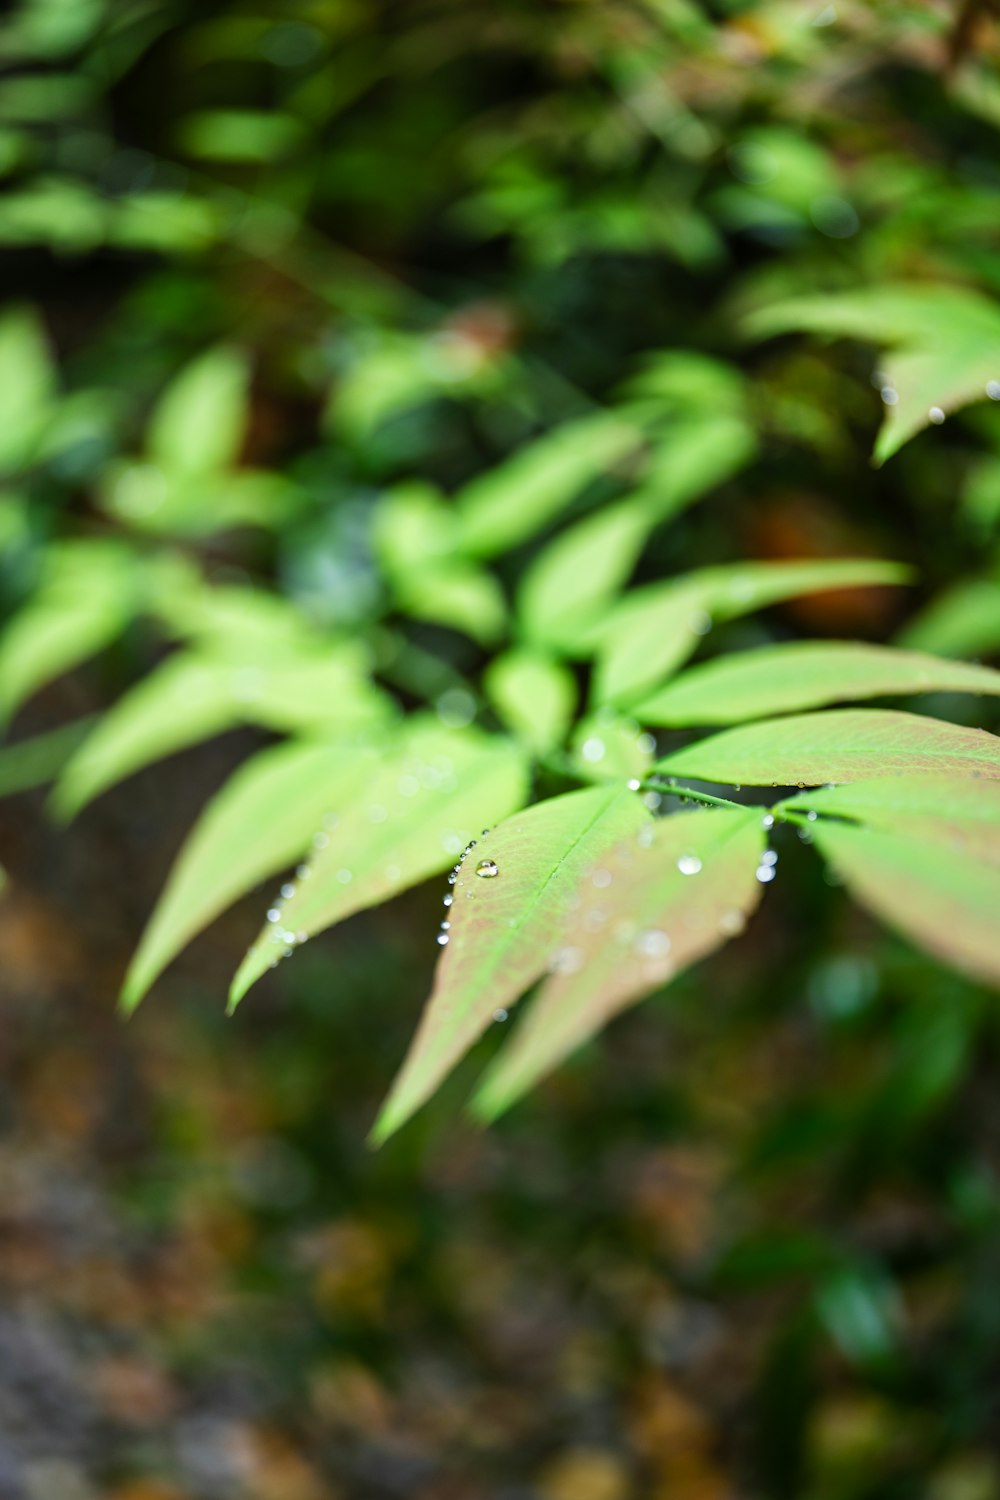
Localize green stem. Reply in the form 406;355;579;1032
642;778;746;812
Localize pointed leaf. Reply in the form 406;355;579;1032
0;541;136;722
635;413;754;524
517;500;649;651
484;651;577;755
781;775;1000;868
473;807;765;1120
230;725;529;1007
898;579;1000;660
373;786;650;1141
0;304;56;473
122;740;379;1011
637;642;1000;726
810;820;1000;988
656;710;1000;787
457;413;640;557
593;559;910;708
148;345;249;477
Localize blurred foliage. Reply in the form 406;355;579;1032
3;0;1000;1495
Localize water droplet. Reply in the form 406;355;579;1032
719;909;746;936
397;774;420;797
584;909;607;932
637;825;655;848
806;810;818;822
636;929;671;959
481;829;490;837
440;920;451;931
880;386;898;406
761;849;778;867
591;868;613;888
296;932;307;944
336;868;353;885
987;380;1000;401
627;778;642;791
436;933;449;946
385;864;401;881
312;831;329;850
550;946;583;974
280;883;295;899
755;864;776;883
443;894;454;907
296;864;311;880
643;791;662;812
493;1008;509;1022
637;732;657;755
267;908;282;923
476;859;499;878
761;813;774;830
448;871;458;884
928;406;945;424
689;609;712;636
581;736;606;763
441;832;463;855
677;854;702;876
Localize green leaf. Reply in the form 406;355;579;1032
593;559;910;708
51;655;244;819
0;717;95;796
656;709;1000;787
637;642;1000;726
0;541;135;723
472;807;765;1120
51;648;391;817
634;413;754;524
372;481;458;577
484;650;577;755
517;500;648;652
122;740;380;1012
898;579;1000;659
177;109;305;162
395;563;507;646
372;785;650;1141
781;775;1000;867
457;413;640;557
148;346;250;477
569;713;653;782
0;304;56;473
744;283;1000;463
810;820;1000;989
229;724;529;1008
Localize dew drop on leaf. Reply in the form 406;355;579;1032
476;858;499;878
677;854;702;875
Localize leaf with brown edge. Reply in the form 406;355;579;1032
471;806;765;1122
782;776;1000;868
810;821;1000;989
656;710;1000;787
371;785;651;1143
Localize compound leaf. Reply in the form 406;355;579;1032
473;806;765;1121
373;785;650;1142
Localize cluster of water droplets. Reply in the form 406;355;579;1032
877;375;1000;426
435;829;499;949
261;820;332;969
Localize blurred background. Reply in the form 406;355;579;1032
3;1;1000;1496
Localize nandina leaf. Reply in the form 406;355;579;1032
229;724;529;1009
637;642;1000;726
781;775;1000;868
656;710;1000;787
372;785;650;1142
472;807;765;1120
121;740;380;1013
810;820;1000;988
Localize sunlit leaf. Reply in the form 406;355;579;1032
744;283;1000;463
0;303;56;473
51;655;244;819
782;775;1000;867
122;739;380;1012
229;724;530;1008
457;413;640;557
177;109;305;161
148;346;250;477
637;642;1000;726
373;785;650;1141
396;563;507;646
473;807;765;1120
656;709;1000;787
517;500;648;651
0;540;136;723
810;820;1000;988
897;578;1000;660
484;650;577;755
593;559;910;708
